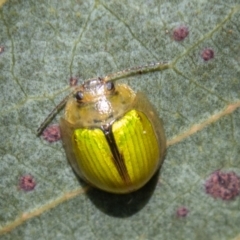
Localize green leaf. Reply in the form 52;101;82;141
1;0;240;239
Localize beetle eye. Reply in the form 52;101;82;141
106;81;115;91
75;91;84;102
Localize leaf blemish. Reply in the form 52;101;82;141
173;25;189;41
42;124;61;143
19;175;36;192
205;170;240;201
176;206;189;218
201;48;214;61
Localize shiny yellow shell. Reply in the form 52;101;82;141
60;78;166;194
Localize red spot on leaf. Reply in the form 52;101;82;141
205;170;240;200
173;26;189;41
176;206;189;217
201;48;214;61
42;124;61;142
19;175;36;191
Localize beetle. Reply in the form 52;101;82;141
37;62;168;194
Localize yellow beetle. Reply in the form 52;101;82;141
37;62;168;194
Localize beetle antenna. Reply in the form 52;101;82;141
103;61;169;82
36;91;74;136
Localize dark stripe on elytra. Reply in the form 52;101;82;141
101;124;131;185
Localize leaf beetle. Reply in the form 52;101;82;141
37;62;168;193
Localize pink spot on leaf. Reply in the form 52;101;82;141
42;124;61;142
19;175;36;191
173;26;189;41
201;48;214;61
205;170;240;200
176;206;189;217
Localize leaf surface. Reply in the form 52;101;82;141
0;1;240;239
